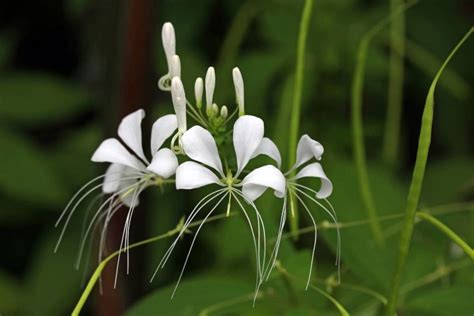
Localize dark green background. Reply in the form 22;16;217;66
0;0;472;315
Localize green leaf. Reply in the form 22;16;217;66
0;73;92;125
126;275;253;316
405;286;474;316
0;128;66;207
0;270;22;314
24;228;83;316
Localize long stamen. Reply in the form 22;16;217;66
293;192;318;290
170;192;229;299
264;195;287;281
291;184;341;283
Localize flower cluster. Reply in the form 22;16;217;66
56;22;339;297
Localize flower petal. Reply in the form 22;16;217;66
294;162;333;199
119;166;142;207
117;109;148;162
182;126;223;175
241;165;286;202
150;114;177;156
294;135;324;169
176;161;222;190
251;137;281;168
103;163;124;193
233;115;264;175
91;138;145;171
147;148;178;179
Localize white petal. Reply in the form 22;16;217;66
162;22;176;73
232;67;244;116
170;55;181;79
182;126;224;175
176;161;221;190
103;163;124;193
91;138;145;171
294;134;324;169
118;166;142;207
251;137;281;168
150;114;177;156
205;67;215;110
233;115;264;175
241;165;286;202
146;148;178;179
171;77;187;133
294;162;333;199
117;109;147;162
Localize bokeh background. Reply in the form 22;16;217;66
0;0;473;315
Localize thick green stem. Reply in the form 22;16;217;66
417;212;474;259
71;212;235;316
382;0;405;166
385;28;473;316
287;0;313;239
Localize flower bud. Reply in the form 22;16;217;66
205;67;215;115
220;105;228;119
170;55;181;79
211;103;219;117
194;77;203;109
232;67;244;116
171;77;187;133
161;22;176;74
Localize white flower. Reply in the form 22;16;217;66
252;134;338;289
176;115;285;201
55;109;179;278
155;115;286;298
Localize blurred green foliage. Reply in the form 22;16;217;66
0;0;472;315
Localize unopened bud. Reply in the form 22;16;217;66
161;22;176;74
205;67;215;115
220;105;228;119
170;55;181;79
232;67;244;116
194;77;203;109
171;77;187;133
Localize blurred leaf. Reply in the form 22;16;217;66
0;73;92;125
405;285;474;316
0;270;22;314
126;275;253;316
24;227;82;316
0;128;66;207
0;33;15;68
421;158;474;205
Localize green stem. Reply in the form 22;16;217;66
417;212;474;259
71;212;236;316
198;292;262;316
386;28;473;316
287;0;313;239
382;0;405;167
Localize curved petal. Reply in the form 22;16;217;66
240;165;286;202
294;135;324;169
176;161;222;190
146;148;178;179
117;109;147;162
181;126;223;175
251;137;281;168
102;163;124;193
150;114;177;156
91;138;145;171
293;162;333;199
233;115;264;175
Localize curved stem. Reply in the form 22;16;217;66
287;0;314;239
417;212;473;259
386;28;473;316
71;212;236;316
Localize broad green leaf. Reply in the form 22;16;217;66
0;270;22;315
24;228;82;316
0;128;66;207
0;73;92;125
126;275;253;316
405;285;474;316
